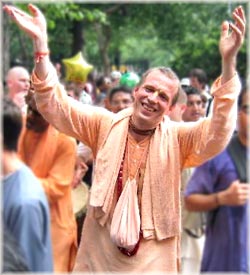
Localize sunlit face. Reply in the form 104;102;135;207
182;94;204;122
25;92;49;133
237;92;249;145
132;70;178;130
110;91;134;113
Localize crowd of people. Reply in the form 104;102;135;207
2;3;249;274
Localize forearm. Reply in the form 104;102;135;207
221;56;237;85
199;74;240;158
185;193;220;211
181;75;241;168
33;37;50;81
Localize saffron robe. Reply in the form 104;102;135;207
18;124;77;272
31;63;240;273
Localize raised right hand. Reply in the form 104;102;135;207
3;4;48;50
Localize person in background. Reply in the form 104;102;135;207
3;229;29;272
65;81;80;100
181;86;206;273
18;89;77;272
4;3;245;273
168;88;187;122
189;68;212;115
5;66;30;112
95;74;112;107
169;88;205;274
109;85;134;113
182;86;206;122
184;85;249;273
189;68;208;94
110;70;122;88
3;97;53;272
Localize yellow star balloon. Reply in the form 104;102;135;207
62;52;93;83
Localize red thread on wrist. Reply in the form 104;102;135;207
34;51;50;63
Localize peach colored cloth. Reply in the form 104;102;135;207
18;124;77;272
31;64;240;272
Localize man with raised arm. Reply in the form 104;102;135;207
4;4;246;273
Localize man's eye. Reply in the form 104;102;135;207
145;87;154;93
159;94;168;101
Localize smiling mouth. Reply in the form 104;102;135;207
142;103;156;112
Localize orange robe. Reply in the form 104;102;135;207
31;64;240;273
18;125;77;272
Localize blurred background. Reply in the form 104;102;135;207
1;1;248;85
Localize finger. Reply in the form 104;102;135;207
3;5;16;17
232;10;246;36
229;22;244;43
28;4;43;18
241;184;250;189
235;6;246;24
13;8;33;21
220;21;229;39
5;6;33;23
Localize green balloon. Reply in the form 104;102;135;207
119;72;140;88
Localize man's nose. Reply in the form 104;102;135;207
194;102;202;110
148;91;159;101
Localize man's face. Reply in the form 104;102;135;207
110;91;133;113
8;69;30;108
182;94;204;122
25;92;49;133
132;70;178;129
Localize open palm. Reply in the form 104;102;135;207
3;4;47;40
219;6;245;60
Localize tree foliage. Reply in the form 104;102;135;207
4;2;247;84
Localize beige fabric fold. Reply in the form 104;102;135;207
32;64;241;243
90;109;181;240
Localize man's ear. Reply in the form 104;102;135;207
132;86;139;97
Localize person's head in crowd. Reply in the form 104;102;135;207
169;88;187;122
65;82;80;100
95;75;112;108
5;66;30;109
96;75;112;94
3;97;23;153
237;84;249;146
110;71;122;88
108;86;134;113
180;77;190;88
189;68;207;93
25;86;49;133
182;85;205;122
132;66;181;130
